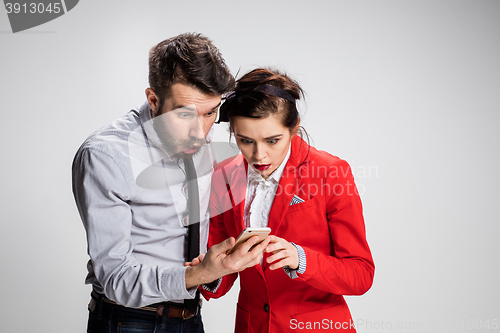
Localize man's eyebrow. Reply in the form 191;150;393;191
211;101;222;110
172;105;196;112
172;101;221;112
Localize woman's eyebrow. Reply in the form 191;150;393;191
236;134;283;140
263;134;283;140
236;134;253;140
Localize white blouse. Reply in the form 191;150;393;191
243;146;291;228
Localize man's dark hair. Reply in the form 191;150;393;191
149;33;235;100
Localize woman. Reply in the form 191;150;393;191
203;68;374;332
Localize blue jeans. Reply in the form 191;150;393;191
87;301;204;333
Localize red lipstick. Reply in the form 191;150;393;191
253;164;271;171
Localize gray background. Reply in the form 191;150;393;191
1;1;499;332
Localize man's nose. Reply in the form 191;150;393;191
189;116;205;140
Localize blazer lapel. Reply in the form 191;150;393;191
267;135;309;236
264;136;309;271
266;167;297;236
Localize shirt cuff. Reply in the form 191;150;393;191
160;266;197;300
283;242;307;279
202;278;222;293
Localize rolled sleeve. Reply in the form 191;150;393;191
161;266;198;300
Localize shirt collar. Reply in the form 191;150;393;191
247;143;292;184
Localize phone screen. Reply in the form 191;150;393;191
227;227;271;254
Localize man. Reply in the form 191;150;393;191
72;33;268;333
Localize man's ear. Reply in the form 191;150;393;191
145;88;160;116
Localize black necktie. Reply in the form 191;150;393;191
183;156;200;313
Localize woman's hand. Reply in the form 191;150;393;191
265;235;299;270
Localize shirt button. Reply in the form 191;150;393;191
182;215;189;227
264;303;269;312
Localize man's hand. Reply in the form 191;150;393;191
184;253;205;267
265;235;299;270
185;236;270;289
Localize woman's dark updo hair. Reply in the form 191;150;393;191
220;68;304;135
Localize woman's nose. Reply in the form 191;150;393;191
253;143;266;161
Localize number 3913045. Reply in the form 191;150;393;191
5;3;62;14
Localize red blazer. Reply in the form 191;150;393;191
203;136;374;332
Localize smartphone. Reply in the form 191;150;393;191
227;227;271;255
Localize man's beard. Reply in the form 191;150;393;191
152;116;208;159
